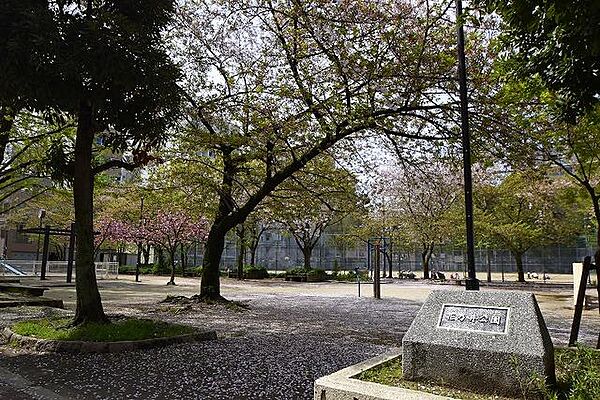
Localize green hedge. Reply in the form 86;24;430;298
332;270;371;282
285;267;328;282
118;265;203;277
244;265;269;279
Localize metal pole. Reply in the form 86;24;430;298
41;225;50;280
355;267;361;297
367;240;371;276
136;196;144;283
35;209;45;271
456;0;479;291
569;256;591;346
374;241;381;299
66;222;75;283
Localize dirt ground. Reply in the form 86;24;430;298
0;275;598;400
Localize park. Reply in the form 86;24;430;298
1;0;600;399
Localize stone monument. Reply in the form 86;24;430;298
402;290;555;396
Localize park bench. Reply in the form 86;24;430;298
0;283;48;297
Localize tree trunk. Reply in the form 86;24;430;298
180;244;186;276
118;244;126;266
421;247;431;279
591;194;600;267
236;224;245;280
250;245;257;268
157;247;166;271
248;229;264;268
142;243;150;266
200;223;228;300
167;249;176;285
513;251;525;282
302;245;314;269
72;100;107;325
0;107;14;164
384;250;393;279
135;241;142;282
200;146;236;300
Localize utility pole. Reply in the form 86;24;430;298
456;0;479;291
373;240;381;299
35;209;45;272
135;196;144;283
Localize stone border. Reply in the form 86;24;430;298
2;326;217;353
314;349;454;400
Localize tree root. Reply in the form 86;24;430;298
160;294;249;310
68;314;111;328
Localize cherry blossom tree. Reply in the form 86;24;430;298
95;217;135;257
142;211;209;285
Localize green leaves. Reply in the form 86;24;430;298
484;0;600;119
475;169;585;253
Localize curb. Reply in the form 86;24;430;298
314;349;453;400
2;326;217;353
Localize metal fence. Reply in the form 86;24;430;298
0;260;119;279
395;246;595;275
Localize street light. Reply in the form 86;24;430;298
35;209;46;270
455;0;479;291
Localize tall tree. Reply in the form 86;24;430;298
244;211;272;269
1;0;181;324
142;210;208;285
173;0;461;300
371;160;463;279
271;155;361;269
481;0;600;119
0;0;74;212
475;169;584;282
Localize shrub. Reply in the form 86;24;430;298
244;265;269;279
307;268;327;281
118;265;136;274
152;262;170;275
333;270;371;282
553;346;600;399
285;267;328;282
118;265;153;275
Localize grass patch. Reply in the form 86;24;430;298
356;357;513;399
356;346;600;400
12;318;197;342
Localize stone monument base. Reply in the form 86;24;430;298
402;290;555;396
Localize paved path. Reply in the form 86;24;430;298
1;276;598;399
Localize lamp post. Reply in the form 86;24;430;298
135;196;144;283
35;209;46;271
456;0;479;291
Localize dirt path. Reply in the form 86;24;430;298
0;276;598;400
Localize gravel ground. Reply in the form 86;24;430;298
0;279;598;400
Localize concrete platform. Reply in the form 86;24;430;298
314;350;453;400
